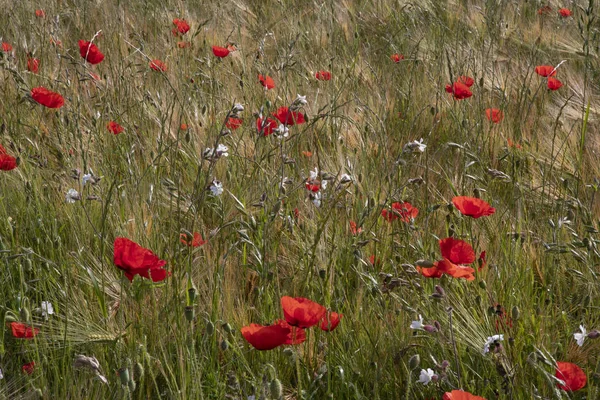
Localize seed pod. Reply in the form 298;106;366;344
134;362;144;380
185;306;195;322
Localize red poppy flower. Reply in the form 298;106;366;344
302;151;313;157
417;265;445;278
0;144;17;171
275;319;306;344
180;232;206;247
507;138;522;149
35;9;45;17
320;312;342;331
281;296;327;328
349;220;362;235
457;76;475;87
381;202;419;223
78;40;104;65
258;74;275;90
212;46;230;58
558;8;572;17
315;70;332;81
452;196;495;218
113;237;170;282
391;53;404;63
107;121;124;135
555;362;586;391
177;41;191;49
443;390;486;400
439;237;476;265
538;5;552;15
434;258;475;280
535;65;556;77
172;18;190;35
256;117;278;136
27;57;40;73
445;81;473;100
241;323;290;350
180;123;188;131
1;42;12;52
22;361;35;375
31;87;64;109
485;108;503;123
149;59;168;72
10;322;39;339
273;107;305;126
226;118;243;130
478;251;486;271
305;181;321;192
547;77;563;91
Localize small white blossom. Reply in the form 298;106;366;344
203;144;229;160
82;174;92;185
274;124;289;138
309;168;319;180
294;94;307;107
311;191;322;207
403;138;427;153
410;315;424;330
340;174;353;184
574;325;586;347
209;180;223;197
232;103;244;113
41;301;54;318
65;189;81;203
482;334;504;354
417;368;436;385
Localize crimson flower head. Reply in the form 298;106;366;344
439;237;476;265
558;8;572;17
445;81;472;100
149;59;168;72
113;237;170;282
212;46;230;58
10;322;39;339
256;117;278;136
258;74;275;90
443;390;486;400
535;65;556;77
78;40;104;65
555;362;586;391
485;108;503;123
1;42;13;52
349;220;362;235
320;311;342;331
226;118;243;130
452;196;495;218
27;57;40;73
315;70;332;81
381;202;419;222
281;296;327;328
241;322;290;350
107;121;124;135
0;144;17;171
457;76;475;87
275;319;306;344
391;53;404;63
180;232;206;247
273;107;305;126
172;18;190;35
547;77;563;91
31;87;64;109
22;361;35;375
35;9;45;17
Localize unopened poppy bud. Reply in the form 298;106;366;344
184;306;195;322
475;295;482;304
434;285;445;296
270;378;283;399
205;321;215;335
415;259;434;268
220;340;229;351
118;367;130;385
434;320;442;331
134;362;144;380
408;354;420;369
588;330;600;339
128;380;136;392
423;324;438;333
282;348;294;357
188;287;197;304
478;280;487;289
511;306;520;321
222;323;233;334
4;311;17;322
20;307;30;323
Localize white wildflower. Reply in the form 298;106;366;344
82;174;92;185
232;103;244;113
340;174;353;184
203;144;229;160
294;94;307;107
65;189;81;203
41;301;54;318
309;168;319;180
209;180;223;197
417;368;436;385
574;325;586;347
403;138;427;153
410;315;424;330
274;124;289;138
311;191;322;207
482;334;504;354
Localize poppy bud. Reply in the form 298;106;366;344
222;323;233;334
270;378;283;399
20;307;30;323
134;362;144;380
220;340;229;351
511;306;520;321
282;348;294;357
188;286;197;304
434;285;445;296
475;295;482;305
478;280;487;289
408;354;420;369
416;259;434;268
4;311;17;322
206;320;215;335
423;325;438;333
434;320;442;331
185;306;195;322
119;367;131;385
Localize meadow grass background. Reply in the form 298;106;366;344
0;0;600;398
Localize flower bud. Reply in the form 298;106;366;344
222;323;233;334
587;330;600;339
423;325;438;333
270;378;283;399
118;367;130;385
188;286;197;304
408;354;420;369
511;306;520;321
20;307;30;323
478;280;487;289
434;285;445;297
134;362;144;380
220;340;229;351
205;320;214;335
127;380;136;392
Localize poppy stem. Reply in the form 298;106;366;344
447;307;462;388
